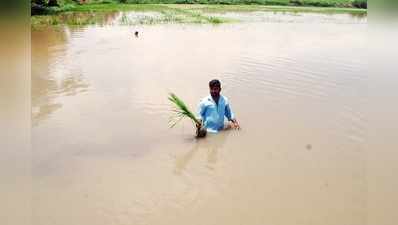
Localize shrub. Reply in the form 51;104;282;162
352;0;367;9
289;0;303;6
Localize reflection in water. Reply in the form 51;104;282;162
32;72;89;125
349;12;367;19
175;131;230;174
32;102;63;126
32;27;89;126
32;12;120;27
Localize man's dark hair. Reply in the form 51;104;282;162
209;79;221;88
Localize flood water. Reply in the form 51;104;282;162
31;11;370;225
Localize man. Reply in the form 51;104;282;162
197;79;240;133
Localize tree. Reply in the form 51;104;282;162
31;0;47;15
47;0;59;7
32;0;46;5
352;0;367;9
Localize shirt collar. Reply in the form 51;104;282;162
207;95;222;105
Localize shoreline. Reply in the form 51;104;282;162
31;3;367;27
31;1;367;15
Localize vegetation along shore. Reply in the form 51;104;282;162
31;0;367;26
32;0;367;16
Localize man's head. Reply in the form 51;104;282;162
209;79;221;99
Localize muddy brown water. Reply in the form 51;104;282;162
28;11;383;225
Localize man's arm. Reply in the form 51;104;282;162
197;101;206;128
225;102;240;129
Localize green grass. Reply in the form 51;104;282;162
31;4;235;27
162;5;230;23
67;3;166;12
191;4;366;13
31;3;366;27
121;0;366;8
33;0;367;15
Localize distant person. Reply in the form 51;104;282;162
134;31;138;37
197;79;240;133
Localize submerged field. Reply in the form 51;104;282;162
30;9;370;225
31;3;366;27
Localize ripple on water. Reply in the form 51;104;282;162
31;13;368;225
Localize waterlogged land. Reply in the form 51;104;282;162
31;5;227;27
31;3;366;27
31;11;370;225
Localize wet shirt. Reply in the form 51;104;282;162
198;95;235;133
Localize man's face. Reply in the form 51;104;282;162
210;86;221;99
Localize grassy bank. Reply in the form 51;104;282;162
33;1;367;14
31;4;232;27
111;0;367;8
31;3;366;27
32;0;367;16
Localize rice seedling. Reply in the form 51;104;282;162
168;93;207;137
208;16;222;24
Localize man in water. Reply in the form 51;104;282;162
197;79;240;133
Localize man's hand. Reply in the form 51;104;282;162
230;119;240;130
196;119;202;129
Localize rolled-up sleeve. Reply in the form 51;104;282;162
225;103;235;121
197;101;206;121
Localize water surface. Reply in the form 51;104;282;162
32;11;369;225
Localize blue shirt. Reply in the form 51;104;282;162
197;95;235;133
